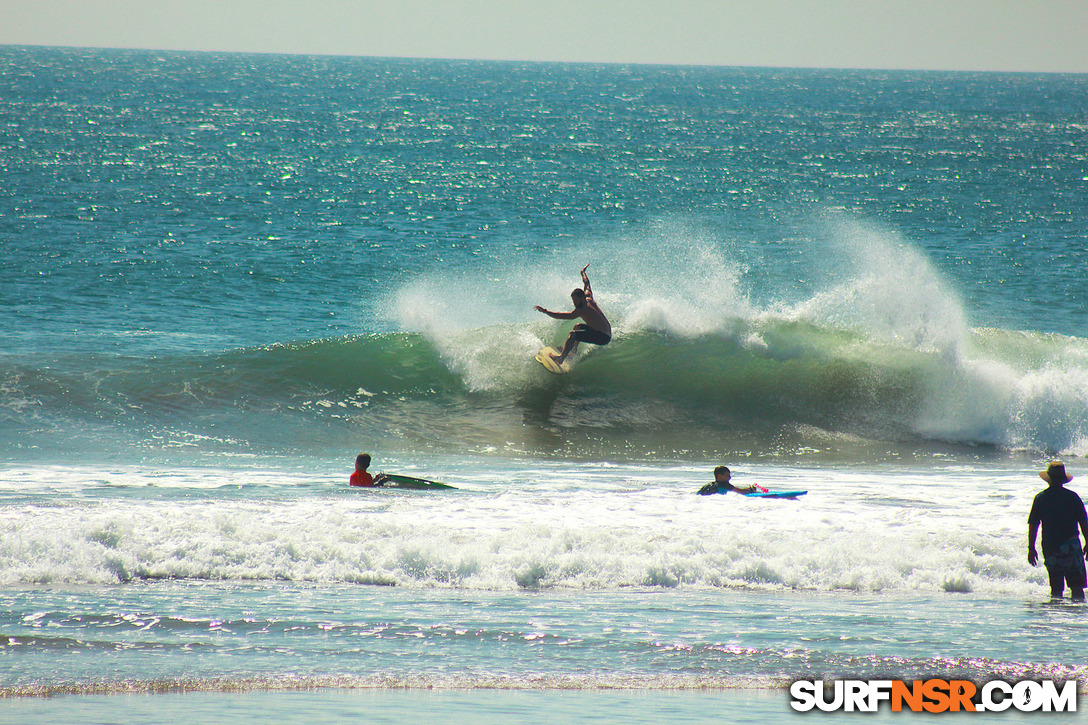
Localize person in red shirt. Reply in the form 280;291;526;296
350;453;378;487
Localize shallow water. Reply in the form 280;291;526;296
0;688;1067;725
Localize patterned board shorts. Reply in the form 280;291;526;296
1044;537;1088;578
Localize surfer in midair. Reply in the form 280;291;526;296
534;264;612;365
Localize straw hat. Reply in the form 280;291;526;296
1040;461;1073;485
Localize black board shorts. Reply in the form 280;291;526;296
572;324;611;346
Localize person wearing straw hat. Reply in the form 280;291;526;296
1028;461;1088;601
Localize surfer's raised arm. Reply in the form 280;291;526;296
580;264;593;301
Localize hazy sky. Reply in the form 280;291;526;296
2;0;1086;72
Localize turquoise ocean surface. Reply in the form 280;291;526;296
2;47;1087;722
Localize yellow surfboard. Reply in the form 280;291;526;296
535;346;571;375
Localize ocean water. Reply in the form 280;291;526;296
1;46;1087;722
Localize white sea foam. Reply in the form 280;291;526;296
783;217;969;358
0;462;1049;597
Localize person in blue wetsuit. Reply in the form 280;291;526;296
1028;461;1088;601
697;466;761;495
